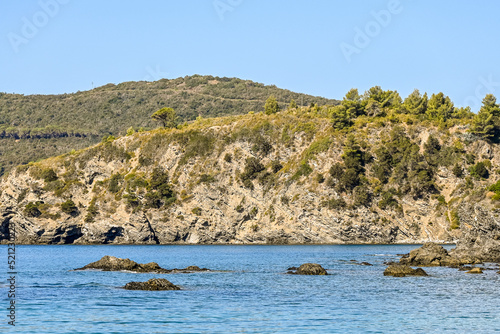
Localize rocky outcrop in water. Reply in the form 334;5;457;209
75;256;210;273
399;243;471;267
123;278;181;291
288;263;328;275
75;256;169;273
383;264;428;277
465;267;483;274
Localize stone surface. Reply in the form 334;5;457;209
75;256;169;273
123;278;180;291
383;264;428;277
75;256;210;273
289;263;328;275
0;125;473;246
400;243;460;267
465;267;483;274
450;204;500;263
1;122;500;247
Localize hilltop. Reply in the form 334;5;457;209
1;88;500;245
0;75;337;174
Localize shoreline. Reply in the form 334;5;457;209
0;242;457;246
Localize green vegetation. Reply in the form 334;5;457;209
8;82;500;236
145;168;176;208
151;107;178;128
61;200;78;215
24;202;42;217
0;75;336;173
264;95;281;115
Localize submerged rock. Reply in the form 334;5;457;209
289;263;328;275
123;278;180;291
75;256;210;273
465;267;483;274
383;264;428;277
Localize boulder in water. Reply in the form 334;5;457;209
123;278;180;291
465;267;483;274
288;263;328;275
384;264;428;277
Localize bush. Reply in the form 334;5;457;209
199;174;215;183
315;173;325;184
338;168;359;190
241;157;265;182
224;153;232;163
191;207;202;216
450;209;460;229
145;168;176;208
291;162;313;181
378;191;398;209
271;160;283;173
469;161;489;179
322;198;347;210
353;186;371;207
108;173;123;193
84;197;98;223
41;168;58;182
281;196;290;205
24;202;42;217
61;200;78;215
329;163;344;180
251;136;273;156
452;164;463;178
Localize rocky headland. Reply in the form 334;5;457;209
2;104;500;249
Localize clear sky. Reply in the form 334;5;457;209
1;0;499;111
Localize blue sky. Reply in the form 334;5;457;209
1;0;499;111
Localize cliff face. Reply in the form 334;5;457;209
1;110;499;245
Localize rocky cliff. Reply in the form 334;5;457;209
1;109;499;245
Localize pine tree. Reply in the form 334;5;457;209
426;92;454;122
151;107;178;128
402;89;428;115
264;95;281;115
470;94;499;140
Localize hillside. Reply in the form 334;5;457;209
2;91;500;245
0;75;337;174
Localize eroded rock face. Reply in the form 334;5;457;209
289;263;328;275
383;264;428;277
450;205;500;263
123;278;180;291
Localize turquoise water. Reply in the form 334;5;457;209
1;245;499;333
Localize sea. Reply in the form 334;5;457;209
1;244;499;333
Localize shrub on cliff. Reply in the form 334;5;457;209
61;200;78;215
469;161;489;179
145;168;176;208
24;202;42;217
